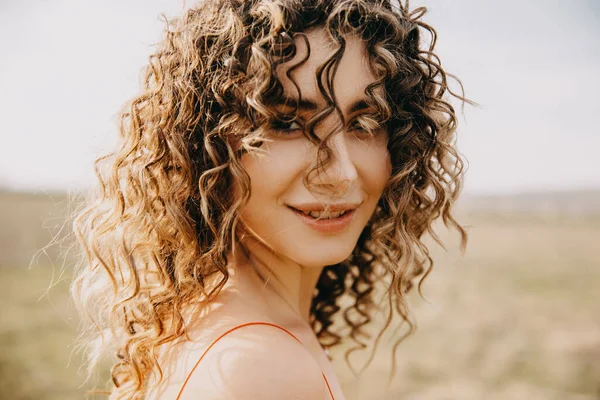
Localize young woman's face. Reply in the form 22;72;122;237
239;28;392;268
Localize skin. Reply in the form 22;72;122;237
237;27;392;322
148;28;391;400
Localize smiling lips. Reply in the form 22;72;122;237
287;203;360;234
289;202;360;212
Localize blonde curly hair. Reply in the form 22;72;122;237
71;0;471;398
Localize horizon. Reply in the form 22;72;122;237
2;185;600;199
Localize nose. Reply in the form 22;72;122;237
312;132;358;196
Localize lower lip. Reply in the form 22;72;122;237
288;207;356;234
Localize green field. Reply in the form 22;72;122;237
1;191;599;399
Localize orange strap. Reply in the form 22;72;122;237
175;321;335;400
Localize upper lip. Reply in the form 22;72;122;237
287;202;361;212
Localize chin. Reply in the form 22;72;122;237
290;242;355;269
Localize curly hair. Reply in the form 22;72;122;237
71;0;472;398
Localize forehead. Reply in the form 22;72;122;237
276;28;380;109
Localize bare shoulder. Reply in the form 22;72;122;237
149;321;330;400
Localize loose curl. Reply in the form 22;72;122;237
71;0;472;398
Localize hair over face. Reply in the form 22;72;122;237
71;0;471;398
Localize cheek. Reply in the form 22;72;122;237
240;140;309;198
238;141;309;229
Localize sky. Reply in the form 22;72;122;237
0;0;598;195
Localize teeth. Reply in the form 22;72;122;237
301;209;348;219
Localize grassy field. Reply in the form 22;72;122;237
334;213;600;400
1;191;599;399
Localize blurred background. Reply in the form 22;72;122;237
1;0;598;399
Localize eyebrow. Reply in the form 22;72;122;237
275;94;373;115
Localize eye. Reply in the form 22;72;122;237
347;114;383;136
348;119;366;132
270;118;304;134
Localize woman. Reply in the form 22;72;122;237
72;0;470;399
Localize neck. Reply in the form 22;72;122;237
232;234;324;324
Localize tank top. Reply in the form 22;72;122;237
175;321;336;400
